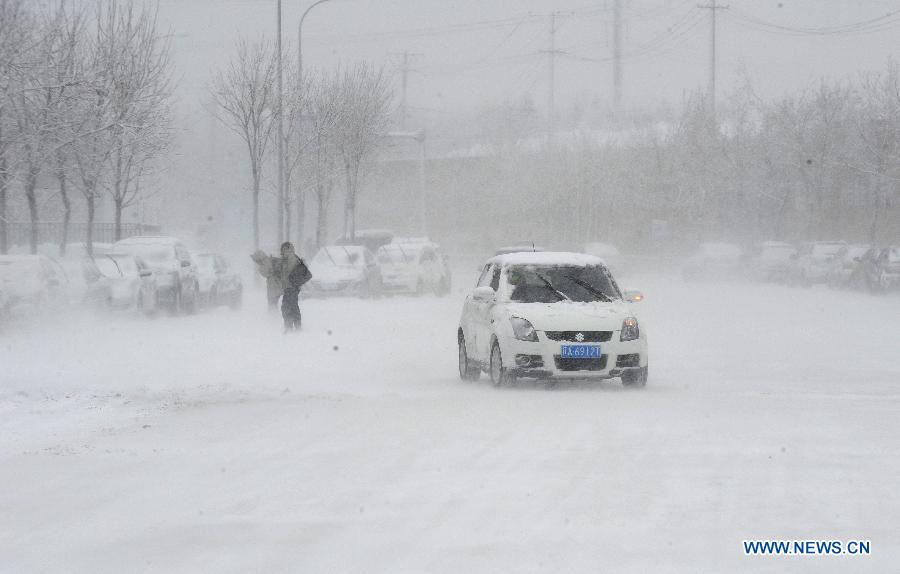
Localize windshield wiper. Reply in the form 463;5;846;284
563;274;612;302
396;244;410;263
534;272;569;302
323;247;337;265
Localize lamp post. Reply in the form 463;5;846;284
294;0;331;251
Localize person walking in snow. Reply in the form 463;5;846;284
251;249;283;311
277;241;312;332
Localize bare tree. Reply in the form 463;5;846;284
211;38;279;251
853;61;900;243
332;63;393;241
0;0;37;254
99;3;172;241
304;71;342;250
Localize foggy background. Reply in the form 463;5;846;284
152;0;900;254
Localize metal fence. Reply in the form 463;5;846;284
4;221;162;249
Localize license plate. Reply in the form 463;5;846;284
560;345;601;359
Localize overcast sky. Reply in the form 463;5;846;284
158;0;900;118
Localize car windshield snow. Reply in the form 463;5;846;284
506;264;619;304
0;261;41;280
313;246;363;267
120;245;173;264
377;245;417;264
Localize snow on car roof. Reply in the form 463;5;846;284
488;251;607;267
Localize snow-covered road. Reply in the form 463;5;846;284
1;273;898;573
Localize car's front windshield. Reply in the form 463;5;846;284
313;246;362;267
505;264;619;303
377;245;417;264
120;244;173;264
95;257;123;277
0;261;41;280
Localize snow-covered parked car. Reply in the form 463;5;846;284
376;241;450;295
457;252;648;387
193;252;243;309
681;242;743;281
95;253;159;313
790;241;847;286
112;236;199;314
851;245;900;292
306;245;382;298
826;244;870;288
746;241;796;283
334;229;395;255
0;255;67;313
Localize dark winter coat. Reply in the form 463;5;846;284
280;255;312;291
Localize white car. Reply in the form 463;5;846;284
377;241;450;295
457;252;648;387
306;245;383;298
95;253;159;313
791;240;848;286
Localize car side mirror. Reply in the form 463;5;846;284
181;260;191;268
623;290;644;303
472;286;495;302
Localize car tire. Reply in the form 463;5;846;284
490;340;515;387
622;366;648;387
170;287;181;316
458;332;481;381
186;283;199;314
229;287;243;310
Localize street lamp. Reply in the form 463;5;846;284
293;0;332;251
298;0;332;90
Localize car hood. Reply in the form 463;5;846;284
503;300;632;331
311;265;364;283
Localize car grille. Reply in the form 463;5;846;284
554;355;608;372
615;353;640;368
544;331;612;342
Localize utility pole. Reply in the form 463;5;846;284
297;0;333;253
699;0;727;116
394;50;420;130
540;13;564;146
613;0;622;114
276;0;285;242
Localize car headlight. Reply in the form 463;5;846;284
620;317;640;341
510;316;538;342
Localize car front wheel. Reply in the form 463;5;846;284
622;366;648;388
490;340;515;387
458;333;480;381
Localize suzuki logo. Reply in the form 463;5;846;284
575;332;585;342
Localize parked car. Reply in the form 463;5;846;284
95;253;159;314
51;255;113;310
192;252;243;310
851;245;900;292
0;255;67;313
306;245;382;298
112;236;199;314
334;229;395;255
681;242;743;281
826;244;870;288
376;241;451;295
790;241;848;286
746;241;797;283
457;251;648;387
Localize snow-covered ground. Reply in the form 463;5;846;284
1;270;898;573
